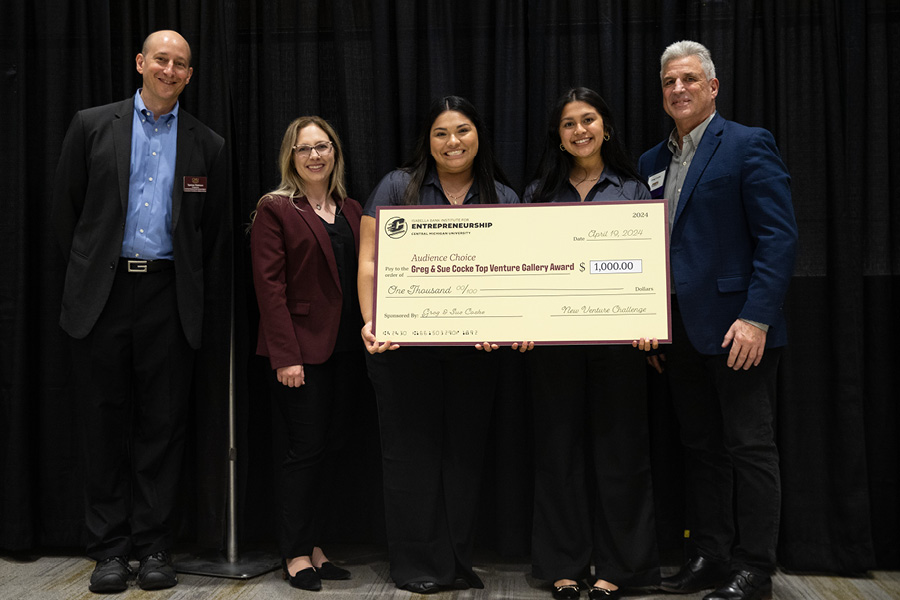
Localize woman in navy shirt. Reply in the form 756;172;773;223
358;96;522;594
526;88;661;600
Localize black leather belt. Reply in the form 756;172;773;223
117;258;174;273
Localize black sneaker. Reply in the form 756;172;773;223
136;551;177;590
89;556;133;593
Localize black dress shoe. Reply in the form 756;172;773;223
316;561;351;580
703;570;772;600
89;556;133;593
588;586;621;599
660;555;730;593
552;583;581;599
401;581;440;594
136;551;177;590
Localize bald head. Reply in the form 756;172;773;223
136;29;194;119
142;30;192;67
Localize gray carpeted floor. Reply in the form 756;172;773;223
1;546;898;599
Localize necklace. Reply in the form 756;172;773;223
445;191;465;204
570;163;604;185
440;178;474;205
309;198;330;212
291;196;340;217
570;173;601;185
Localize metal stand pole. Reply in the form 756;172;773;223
175;245;280;579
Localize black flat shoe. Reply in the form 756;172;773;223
588;586;621;599
316;561;351;580
455;571;485;589
448;577;471;590
283;565;322;591
552;583;581;599
401;581;440;594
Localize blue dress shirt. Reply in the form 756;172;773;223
121;90;178;260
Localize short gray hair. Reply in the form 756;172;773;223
660;40;716;82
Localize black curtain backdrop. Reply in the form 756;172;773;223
2;0;898;576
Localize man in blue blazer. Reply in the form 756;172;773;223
52;30;227;593
638;41;797;600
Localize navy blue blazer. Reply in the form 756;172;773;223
638;113;798;355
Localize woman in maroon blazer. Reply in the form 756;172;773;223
250;116;362;591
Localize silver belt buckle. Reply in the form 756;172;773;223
127;260;148;273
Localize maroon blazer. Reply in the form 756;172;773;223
250;194;362;369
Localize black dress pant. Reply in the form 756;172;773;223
269;349;360;558
666;301;782;575
71;267;194;560
530;345;660;587
365;347;498;588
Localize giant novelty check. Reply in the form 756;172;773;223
373;201;671;345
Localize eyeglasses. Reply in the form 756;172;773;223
292;142;334;158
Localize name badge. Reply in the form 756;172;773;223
184;176;208;192
648;170;666;199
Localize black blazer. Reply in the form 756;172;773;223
52;96;227;349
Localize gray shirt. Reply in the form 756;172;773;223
664;111;716;232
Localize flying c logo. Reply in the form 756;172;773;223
385;217;407;239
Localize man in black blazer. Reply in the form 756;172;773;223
52;30;227;593
638;41;797;600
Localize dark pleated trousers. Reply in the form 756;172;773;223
71;268;193;560
530;345;660;587
365;347;497;588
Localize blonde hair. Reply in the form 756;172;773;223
250;116;347;227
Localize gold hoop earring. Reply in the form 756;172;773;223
604;132;610;141
559;143;566;151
